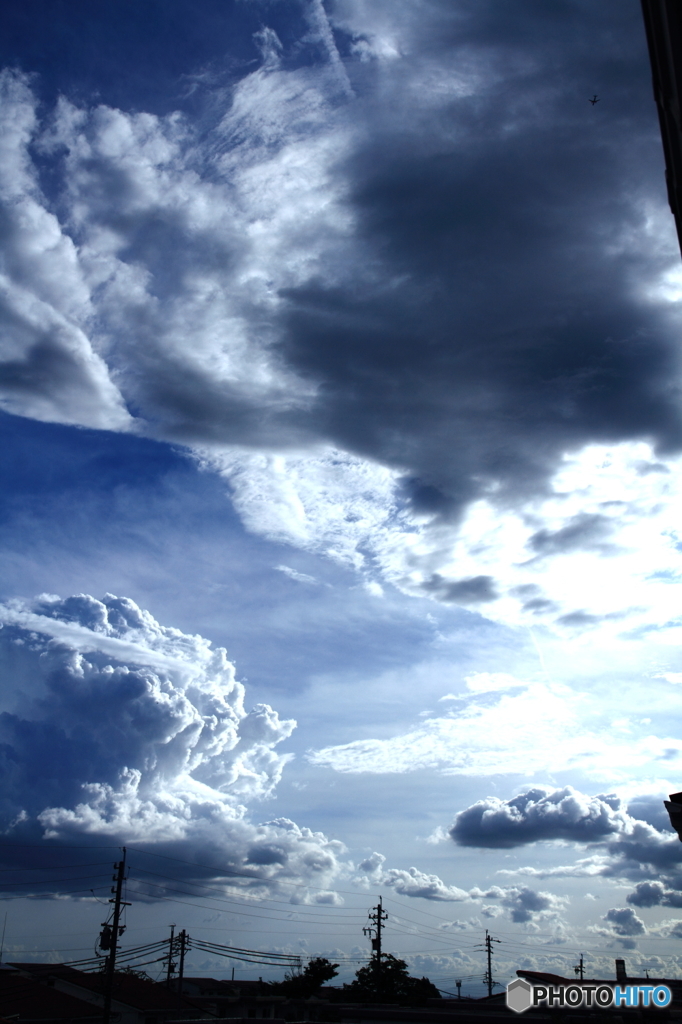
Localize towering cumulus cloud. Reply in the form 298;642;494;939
0;594;344;894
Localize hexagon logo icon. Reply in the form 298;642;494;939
506;978;533;1014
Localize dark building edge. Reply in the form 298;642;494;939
641;0;682;255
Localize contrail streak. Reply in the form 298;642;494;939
308;0;355;98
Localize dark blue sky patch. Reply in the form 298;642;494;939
0;411;190;504
0;0;341;118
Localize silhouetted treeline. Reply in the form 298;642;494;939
269;954;441;1006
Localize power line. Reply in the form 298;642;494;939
0;884;111;901
0;873;112;889
129;869;366;921
0;862;112;873
131;866;365;911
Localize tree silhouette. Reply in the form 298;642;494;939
270;957;339;997
345;954;440;1004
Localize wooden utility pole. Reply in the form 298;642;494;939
102;849;130;1024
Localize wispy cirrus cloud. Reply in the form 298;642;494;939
307;673;682;780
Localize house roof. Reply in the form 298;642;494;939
180;977;236;994
179;977;274;997
0;971;101;1021
9;964;204;1012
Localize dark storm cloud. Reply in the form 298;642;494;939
275;1;682;521
2;2;678;495
449;787;627;847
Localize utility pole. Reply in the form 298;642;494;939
165;925;176;988
102;849;130;1024
480;930;500;998
456;980;461;999
573;954;584;981
177;929;188;1005
363;897;388;996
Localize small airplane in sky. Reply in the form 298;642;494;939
589;95;600;105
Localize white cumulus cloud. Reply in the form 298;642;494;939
0;593;348;894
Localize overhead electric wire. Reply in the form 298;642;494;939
495;932;682;962
1;946;96;955
198;947;300;961
129;868;366;922
63;939;170;966
0;861;112;873
386;916;481;943
0;873;112;889
115;886;279;919
121;879;367;930
132;865;365;911
192;945;367;968
126;863;495;956
380;892;477;924
80;953;172;974
194;940;301;960
0;843;121;850
191;950;298;965
0;884;111;901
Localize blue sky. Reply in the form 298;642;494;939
3;0;682;995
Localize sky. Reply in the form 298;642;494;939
3;0;682;997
